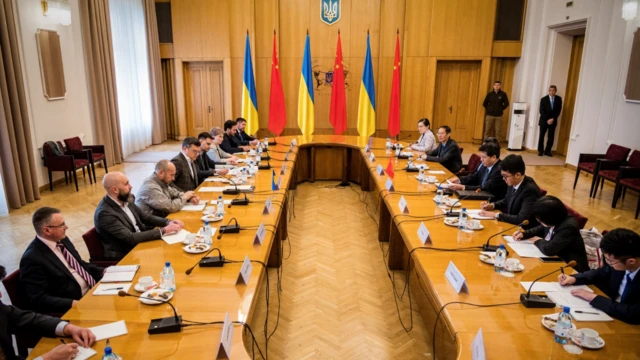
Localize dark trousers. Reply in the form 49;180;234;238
538;123;556;154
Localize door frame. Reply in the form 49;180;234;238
183;61;225;137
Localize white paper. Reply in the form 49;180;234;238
506;243;546;258
376;164;385;175
224;185;253;191
263;197;272;215
181;203;206;211
445;261;467;294
89;320;128;341
198;187;225;192
546;291;594;309
418;222;431;245
162;229;190;245
105;265;138;273
254;223;266;245
92;283;132;296
101;266;139;283
75;347;97;360
428;170;446;174
520;281;558;292
503;235;533;244
204;177;230;183
465;209;496;220
471;328;486;360
570;309;613;322
369;153;376;162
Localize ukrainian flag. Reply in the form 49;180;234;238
357;33;376;137
297;34;314;136
242;33;259;135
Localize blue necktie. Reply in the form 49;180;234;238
550;97;554;110
621;274;632;302
481;167;490;187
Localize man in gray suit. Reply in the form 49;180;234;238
95;172;183;260
136;160;200;218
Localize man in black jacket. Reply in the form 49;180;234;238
171;137;201;192
196;132;229;184
20;207;103;314
538;85;563;157
447;143;507;201
420;125;462;173
479;154;540;229
482;81;509;141
558;228;640;324
235;118;259;146
221;120;250;154
1;265;95;360
95;172;183;260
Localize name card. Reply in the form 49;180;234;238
369;152;376;162
418;222;432;245
263;197;272;215
364;144;370;153
291;139;297;147
376;164;385;176
215;312;234;359
277;176;283;190
254;223;267;245
385;177;395;192
284;151;289;161
236;254;253;286
472;328;486;360
445;261;468;294
398;196;409;214
280;163;286;175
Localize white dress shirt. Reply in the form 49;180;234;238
36;235;90;295
108;195;141;232
181;152;195;179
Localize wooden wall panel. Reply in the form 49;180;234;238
404;0;432;57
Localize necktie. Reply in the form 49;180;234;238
56;243;96;287
621;274;633;302
550;97;554;110
481;167;490;187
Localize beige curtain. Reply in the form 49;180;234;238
79;0;123;166
0;0;40;209
162;59;179;140
144;0;167;144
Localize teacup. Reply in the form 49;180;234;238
504;258;521;272
203;206;215;215
579;328;600;346
467;220;481;229
138;276;153;289
184;233;197;245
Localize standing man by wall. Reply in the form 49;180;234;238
483;81;510;141
537;85;563;157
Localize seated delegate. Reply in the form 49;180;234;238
419;125;462;173
447;142;507;201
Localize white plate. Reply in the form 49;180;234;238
444;218;484;230
200;214;223;222
479;253;495;265
183;243;211;254
541;314;578;332
571;335;605;350
134;281;158;293
139;289;173;305
434;197;462;207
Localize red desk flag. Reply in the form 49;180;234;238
386;157;395;179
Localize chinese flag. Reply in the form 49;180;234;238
329;31;347;135
387;31;401;138
268;31;287;136
386;157;395;179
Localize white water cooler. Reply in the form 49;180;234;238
508;102;526;150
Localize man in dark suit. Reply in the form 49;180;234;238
538;85;563;157
171;137;201;192
221;120;250;154
447;143;507;201
20;207;103;314
480;154;540;228
558;228;640;324
95;172;183;260
196;132;229;184
1;265;95;359
234;117;259;146
419;125;463;173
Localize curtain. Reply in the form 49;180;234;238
143;0;167;144
0;0;40;209
109;0;153;158
79;0;123;166
162;59;179;140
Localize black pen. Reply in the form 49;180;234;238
60;339;67;345
104;287;123;291
575;310;600;315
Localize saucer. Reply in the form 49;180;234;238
134;281;158;293
571;335;605;350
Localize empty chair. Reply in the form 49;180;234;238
457;153;481;177
42;142;90;191
565;204;588;229
616;164;640;219
611;150;640;208
82;227;118;267
64;136;109;182
573;144;631;194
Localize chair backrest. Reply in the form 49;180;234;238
64;137;83;152
605;144;631;162
1;269;23;308
82;227;105;260
43;142;64;157
627;150;640;168
459;148;464;155
539;188;548;197
466;153;482;173
566;204;588;229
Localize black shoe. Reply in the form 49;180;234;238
545;152;553;157
538;152;543;156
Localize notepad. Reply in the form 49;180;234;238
100;265;139;283
198;187;225;192
519;282;593;293
506;243;546;258
89;320;128;341
503;235;534;244
570;309;613;322
162;229;190;245
466;209;497;220
204;177;230;183
428;170;446;174
181;201;207;211
92;283;132;296
75;346;97;360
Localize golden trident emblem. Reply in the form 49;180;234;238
323;0;338;22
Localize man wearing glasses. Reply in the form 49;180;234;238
20;207;104;314
558;228;640;324
446;143;507;201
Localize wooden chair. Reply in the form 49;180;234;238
539;188;548;197
42;142;90;191
82;227;118;267
57;141;93;186
64;136;108;183
565;204;588;229
615;163;640;219
573;144;631;194
457;153;481;177
591;150;639;199
2;270;42;357
607;150;640;208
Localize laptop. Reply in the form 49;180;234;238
454;189;494;201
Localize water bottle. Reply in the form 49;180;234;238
258;146;263;157
386;137;391;149
216;196;225;217
435;186;444;205
408;153;413;166
160;261;176;291
418;165;424;180
203;221;212;245
554;307;573;344
458;208;468;230
102;346;122;360
494;244;506;272
264;137;269;148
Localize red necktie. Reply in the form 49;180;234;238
56;243;96;287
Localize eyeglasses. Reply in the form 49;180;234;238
45;223;66;229
604;256;630;266
501;174;513;180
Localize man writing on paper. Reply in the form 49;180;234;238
558;228;640;324
136;160;200;218
196;132;229;184
95;172;184;260
20;207;103;314
419;125;463;173
446;143;507;201
1;265;96;360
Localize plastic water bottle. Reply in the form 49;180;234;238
408;153;413;165
258;146;263;157
435;186;444;205
458;208;468;230
216;195;225;217
102;346;122;360
203;221;213;245
160;261;176;291
494;244;506;272
554;307;573;344
264;137;269;148
386;137;391;149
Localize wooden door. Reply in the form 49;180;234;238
184;62;224;136
433;61;481;143
557;35;584;156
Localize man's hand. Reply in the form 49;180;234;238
481;202;494;211
188;196;200;205
241;146;250;152
216;168;229;176
63;324;96;347
71;300;78;307
250;139;260;146
169;219;184;228
163;222;182;234
229;156;238;162
478;210;497;218
558;274;577;286
449;178;460;184
512;231;524;241
571;288;597;302
547;119;554;125
448;184;464;191
42;344;79;360
182;191;195;201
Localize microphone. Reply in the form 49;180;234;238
404;157;419;172
521;261;577;308
185;247;225;274
435;174;457;191
118;290;182;334
222;177;239;195
229;192;249;207
483;220;529;252
393;134;412;148
444;189;479;217
258;158;272;170
261;128;278;144
217;218;241;239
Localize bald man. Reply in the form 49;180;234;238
136;160;200;217
94;172;184;260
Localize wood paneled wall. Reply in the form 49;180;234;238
169;0;515;139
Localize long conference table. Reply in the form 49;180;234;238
30;135;640;359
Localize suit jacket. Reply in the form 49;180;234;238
459;159;507;201
19;237;103;314
135;174;187;218
221;134;245;154
522;216;589;272
207;144;232;164
492;176;540;229
235;129;254;145
0;301;61;360
195;151;216;184
94;195;169;260
539;95;562;126
425;139;463;174
572;264;640;324
171;152;198;192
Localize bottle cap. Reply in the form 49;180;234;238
165;261;170;267
564;306;571;313
462;208;466;211
104;346;112;355
438;186;442;189
204;221;209;226
499;244;505;249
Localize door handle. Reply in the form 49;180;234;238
448;106;453;114
208;105;211;113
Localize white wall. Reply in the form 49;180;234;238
14;0;94;186
513;0;640;165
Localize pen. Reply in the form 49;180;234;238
60;339;67;345
104;287;123;291
575;310;600;315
